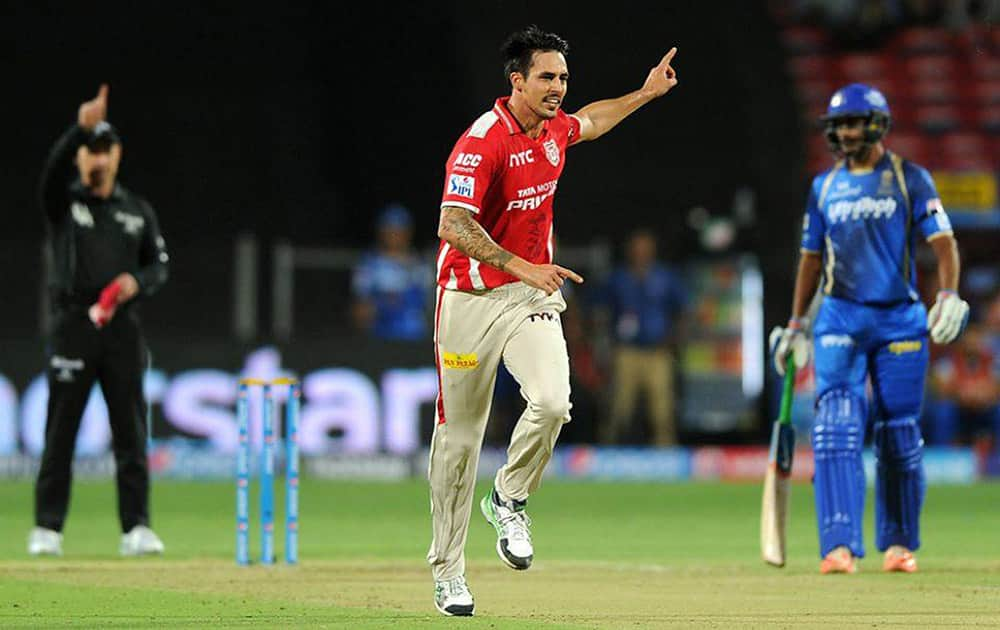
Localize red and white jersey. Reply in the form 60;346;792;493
437;97;581;290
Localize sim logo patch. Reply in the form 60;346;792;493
889;340;922;355
448;174;475;198
442;352;479;370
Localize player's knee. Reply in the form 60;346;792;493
432;424;482;455
876;387;923;423
529;393;572;423
873;417;923;470
812;388;866;455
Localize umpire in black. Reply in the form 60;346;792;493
29;85;169;557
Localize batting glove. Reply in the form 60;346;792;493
927;290;969;344
770;318;811;377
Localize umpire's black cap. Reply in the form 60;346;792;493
86;121;121;152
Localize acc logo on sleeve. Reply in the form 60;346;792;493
448;174;475;199
453;153;482;168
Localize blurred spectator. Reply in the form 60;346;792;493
925;323;1000;452
789;0;901;46
784;0;985;31
351;204;433;340
986;293;1000;343
594;229;689;446
559;283;607;443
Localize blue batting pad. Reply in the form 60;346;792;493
812;388;868;558
873;416;926;551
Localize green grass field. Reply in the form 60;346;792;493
1;479;998;628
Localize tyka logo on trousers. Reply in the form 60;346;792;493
527;312;556;323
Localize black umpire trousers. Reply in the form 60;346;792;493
35;306;150;533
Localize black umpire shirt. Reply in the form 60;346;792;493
40;125;169;308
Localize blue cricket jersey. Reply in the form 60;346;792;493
801;152;953;305
599;264;689;347
352;251;432;340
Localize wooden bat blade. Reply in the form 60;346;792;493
761;420;794;567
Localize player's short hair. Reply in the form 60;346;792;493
501;25;569;81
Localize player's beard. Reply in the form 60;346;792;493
840;140;871;163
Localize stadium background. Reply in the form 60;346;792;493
1;2;997;480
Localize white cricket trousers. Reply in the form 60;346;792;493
427;281;572;580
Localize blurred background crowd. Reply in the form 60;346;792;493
1;1;997;458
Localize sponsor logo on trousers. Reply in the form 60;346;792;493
888;340;922;355
442;352;479;370
50;355;85;383
820;334;854;348
527;312;556;323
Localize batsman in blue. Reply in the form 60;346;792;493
773;83;970;574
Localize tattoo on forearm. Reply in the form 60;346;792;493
441;207;514;271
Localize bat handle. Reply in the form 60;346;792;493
778;355;796;426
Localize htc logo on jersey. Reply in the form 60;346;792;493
827;196;897;224
509;149;535;167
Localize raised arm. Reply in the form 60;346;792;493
438;206;582;295
39;126;87;223
39;85;109;223
572;48;678;143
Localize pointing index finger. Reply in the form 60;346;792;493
659;47;677;68
97;84;109;103
556;266;585;284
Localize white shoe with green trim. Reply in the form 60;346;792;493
480;489;533;570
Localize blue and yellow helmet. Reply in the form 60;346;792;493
821;83;891;152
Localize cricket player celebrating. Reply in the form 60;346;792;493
428;26;678;615
773;83;969;575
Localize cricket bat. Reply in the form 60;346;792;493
760;355;796;567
